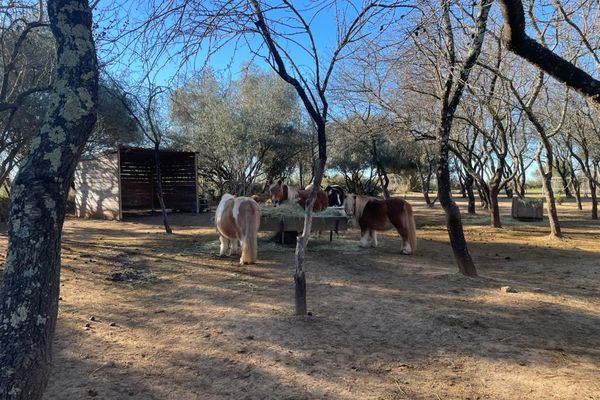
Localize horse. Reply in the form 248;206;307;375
269;180;328;212
297;184;329;212
325;185;345;207
269;179;299;206
344;194;417;254
215;193;261;264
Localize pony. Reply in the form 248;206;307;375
325;185;345;207
297;184;329;212
269;180;298;206
344;194;417;254
269;180;328;212
215;193;261;264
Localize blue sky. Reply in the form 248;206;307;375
95;1;412;88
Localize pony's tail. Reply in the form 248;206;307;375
240;204;260;264
402;202;417;252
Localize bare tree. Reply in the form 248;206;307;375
497;0;600;114
567;101;599;219
107;79;173;233
0;0;98;398
430;0;493;276
246;0;407;314
454;44;529;228
0;1;54;188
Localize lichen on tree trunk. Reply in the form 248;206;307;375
0;1;98;399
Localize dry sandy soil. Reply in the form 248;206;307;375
1;195;599;400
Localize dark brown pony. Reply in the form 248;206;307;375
344;194;416;254
269;180;328;212
297;184;329;212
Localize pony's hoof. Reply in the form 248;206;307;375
400;250;411;255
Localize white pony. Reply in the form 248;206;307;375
215;194;261;264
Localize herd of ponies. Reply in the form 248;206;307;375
215;180;417;265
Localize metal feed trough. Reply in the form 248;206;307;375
260;207;350;244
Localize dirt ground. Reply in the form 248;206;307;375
1;195;599;400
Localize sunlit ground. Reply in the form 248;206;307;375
1;194;599;399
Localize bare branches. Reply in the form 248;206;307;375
497;0;600;113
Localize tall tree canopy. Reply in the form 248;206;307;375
170;66;307;195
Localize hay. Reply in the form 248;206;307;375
259;203;346;218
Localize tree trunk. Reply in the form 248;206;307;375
0;1;98;398
517;173;526;198
477;184;490;210
465;174;476;215
589;178;598;220
490;188;502;228
458;172;467;198
437;116;477;277
574;183;583;210
154;143;172;234
432;0;493;277
570;168;582;210
294;122;326;316
556;161;572;198
418;165;434;206
378;170;390;199
372;137;390;199
423;191;432;206
539;161;562;238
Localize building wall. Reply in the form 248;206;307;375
74;153;121;220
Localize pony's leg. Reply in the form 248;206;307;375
370;230;378;248
230;239;240;255
219;236;230;257
401;241;412;255
397;228;412;255
359;228;371;248
239;239;251;265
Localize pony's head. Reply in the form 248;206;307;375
325;185;344;206
344;194;368;219
344;194;356;217
269;179;284;206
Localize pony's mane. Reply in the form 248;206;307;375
352;194;375;219
287;185;298;200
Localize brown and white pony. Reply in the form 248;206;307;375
269;180;299;206
344;194;417;254
215;194;260;264
269;180;328;212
